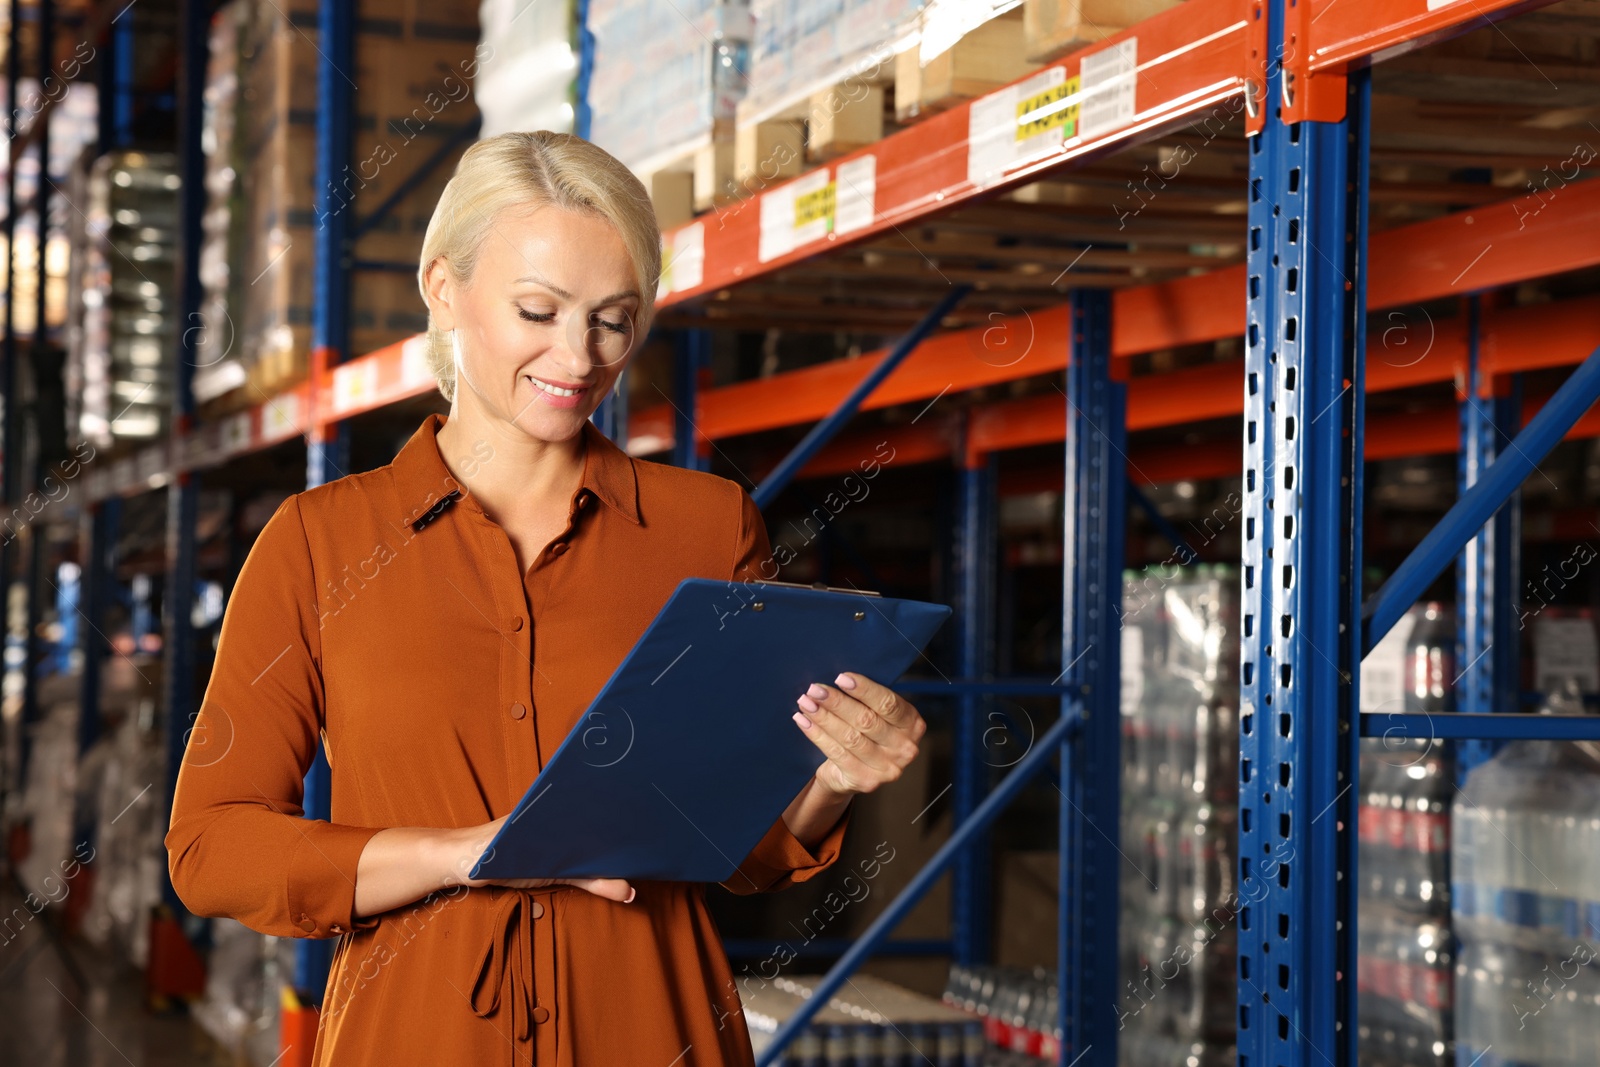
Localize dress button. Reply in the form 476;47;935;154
298;918;316;933
329;925;344;935
511;702;527;720
550;543;568;557
509;615;525;632
530;901;544;919
531;1006;550;1025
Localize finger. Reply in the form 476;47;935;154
794;694;896;776
833;673;917;730
792;709;880;786
801;683;896;747
560;877;636;904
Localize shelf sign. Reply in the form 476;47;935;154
221;412;252;456
1078;38;1138;142
400;336;435;391
333;359;380;415
967;38;1139;190
260;392;300;440
759;158;876;263
660;222;704;297
1016;76;1080;141
967;66;1069;189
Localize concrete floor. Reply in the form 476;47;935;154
0;891;232;1067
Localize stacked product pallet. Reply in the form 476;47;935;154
943;963;1061;1060
65;151;180;446
193;1;248;406
1453;614;1600;1067
744;973;987;1064
474;0;577;138
589;0;752;181
1357;603;1456;1067
198;0;482;413
1117;564;1239;1067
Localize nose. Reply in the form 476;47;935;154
546;312;602;381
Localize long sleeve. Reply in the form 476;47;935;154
165;495;384;940
719;484;852;895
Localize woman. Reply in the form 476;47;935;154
164;131;928;1066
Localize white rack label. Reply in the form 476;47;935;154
1079;38;1138;142
834;156;876;236
759;170;836;263
261;393;299;439
1360;611;1415;714
1535;616;1600;694
400;335;434;389
333;359;380;414
966;66;1074;190
221;412;252;455
664;222;705;294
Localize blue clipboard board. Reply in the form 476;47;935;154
469;578;952;883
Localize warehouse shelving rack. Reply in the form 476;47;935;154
15;0;1600;1063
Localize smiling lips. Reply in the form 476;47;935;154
526;375;590;408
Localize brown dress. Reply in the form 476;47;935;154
165;412;851;1066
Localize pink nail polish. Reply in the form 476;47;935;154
798;694;819;713
807;683;827;700
835;673;857;689
625;887;636;903
793;711;812;730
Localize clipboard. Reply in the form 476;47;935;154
469;577;952;883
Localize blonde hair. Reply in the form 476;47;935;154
417;131;663;403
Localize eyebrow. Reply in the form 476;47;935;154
513;270;639;306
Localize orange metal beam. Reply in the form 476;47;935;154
632;178;1600;456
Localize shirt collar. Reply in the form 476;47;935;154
391;413;641;527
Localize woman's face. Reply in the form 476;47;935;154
426;203;642;442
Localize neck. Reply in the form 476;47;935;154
434;402;587;520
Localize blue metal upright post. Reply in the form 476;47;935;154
671;329;710;471
1058;287;1125;1062
160;0;208;915
1456;296;1520;778
295;0;354;1009
1237;7;1370;1062
953;430;996;967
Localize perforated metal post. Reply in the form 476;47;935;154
1059;287;1124;1061
1456;296;1520;778
953;429;996;967
1236;6;1368;1062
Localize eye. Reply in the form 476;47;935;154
591;314;630;335
516;305;555;323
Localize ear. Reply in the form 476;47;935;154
422;257;458;332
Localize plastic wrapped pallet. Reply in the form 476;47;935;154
742;0;922;119
78;690;166;969
588;0;751;173
190;918;279;1059
65;151;179;447
474;0;576;138
747;972;986;1064
1357;602;1456;1067
1116;564;1238;1066
193;0;251;408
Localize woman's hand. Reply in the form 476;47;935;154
442;816;636;903
793;671;927;798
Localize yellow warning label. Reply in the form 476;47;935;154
1016;75;1080;141
794;181;837;230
